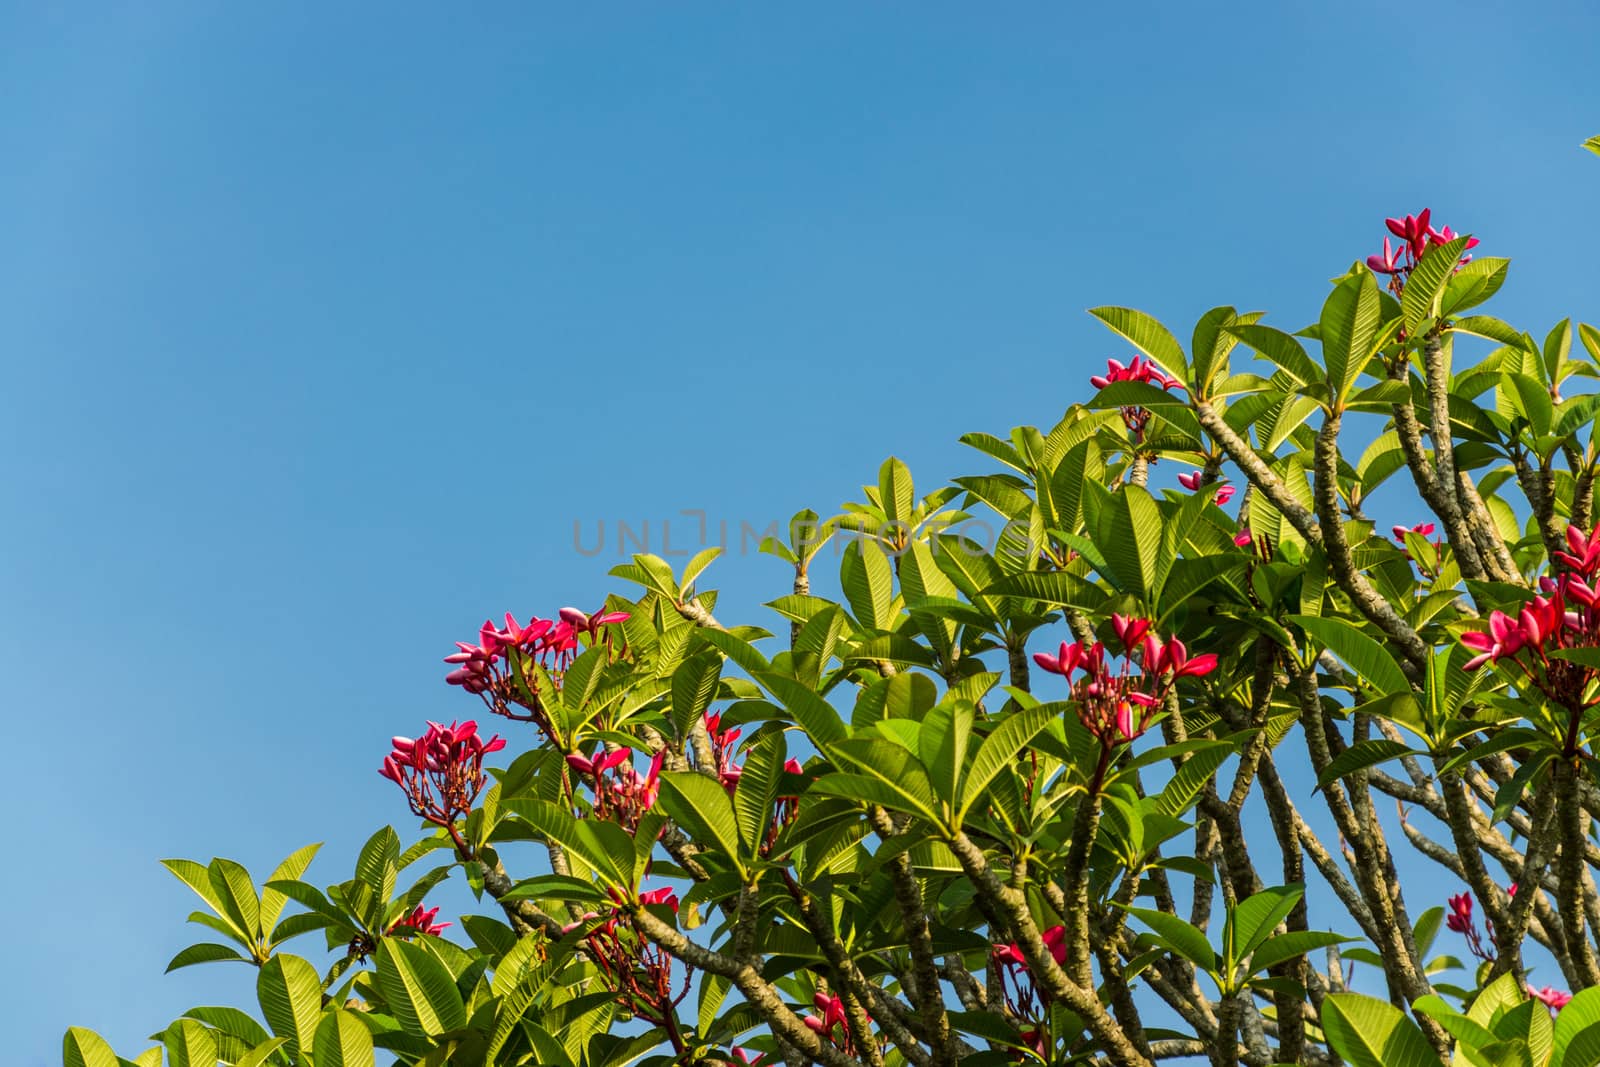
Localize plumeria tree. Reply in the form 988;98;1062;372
64;195;1600;1067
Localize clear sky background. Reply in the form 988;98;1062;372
4;3;1598;1062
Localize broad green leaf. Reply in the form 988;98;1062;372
1124;906;1216;972
165;942;250;972
1088;306;1188;383
756;671;848;749
235;1038;290;1067
376;938;468;1038
1321;269;1383;408
354;827;401;904
260;843;321;937
1229;323;1325;391
161;859;248;945
208;858;263;949
1094;484;1163;602
1249;930;1352;972
63;1028;120;1067
1322;993;1446;1067
313;1010;376;1067
660;771;746;870
917;702;973;820
841;540;896;631
670;649;723;742
959;705;1056;819
1553;987;1600;1067
732;732;786;855
1231;884;1304;961
1152;741;1233;818
1290;614;1411;695
1315;739;1415;790
501;799;633;888
1403;236;1470;333
256;953;323;1058
879;456;915;525
162;1020;216;1067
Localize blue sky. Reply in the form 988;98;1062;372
4;2;1598;1061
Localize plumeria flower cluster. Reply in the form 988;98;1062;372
804;992;875;1058
1033;615;1217;747
563;885;691;1034
1089;355;1183;443
1459;526;1600;714
566;745;665;833
705;712;745;792
1446;891;1496;963
1444;887;1576;1014
442;606;630;734
1365;209;1480;294
387;904;451;938
379;720;505;852
993;924;1067;1022
1531;985;1574;1013
1177;470;1235;504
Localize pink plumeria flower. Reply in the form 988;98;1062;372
1530;985;1573;1011
1392;523;1437;543
1366;236;1404;275
1460;611;1527;671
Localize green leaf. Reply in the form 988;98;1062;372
1094;484;1164;601
1551;648;1600;669
1249;930;1352;972
1412;995;1499;1054
1228;323;1325;391
234;1037;290;1067
313;1010;377;1067
755;671;848;750
1315;739;1415;790
879;456;915;525
63;1028;121;1067
1124;906;1216;971
811;771;943;827
1231;884;1304;960
1553;987;1600;1067
1403;236;1470;334
256;953;323;1058
260;843;321;937
162;1019;217;1067
1088;306;1189;383
670;649;723;741
841;540;896;631
917;701;973;821
1584;135;1600;158
660;771;746;870
1290;614;1411;695
165;941;250;972
680;545;723;592
501;799;633;888
959;705;1056;819
1152;741;1234;818
354;827;401;904
208;858;263;948
376;938;468;1038
1509;373;1555;436
1321;269;1383;408
732;732;786;855
161;859;248;945
1322;993;1446;1067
